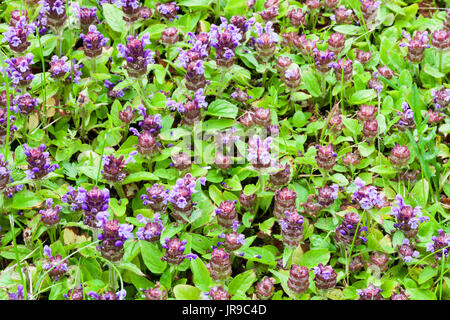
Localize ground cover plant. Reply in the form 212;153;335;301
0;0;449;301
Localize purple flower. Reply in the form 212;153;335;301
66;59;83;84
42;245;68;281
39;0;67;27
117;34;155;78
97;216;134;261
141;183;169;212
253;22;278;58
15;93;40;115
157;2;179;21
8;285;25;300
49;55;71;79
426;229;450;260
76;187;110;228
23;144;59;180
80;25;109;58
39;198;62;226
247;135;275;170
350;178;385;210
3;16;34;53
3;54;34;86
88;289;126;300
209;17;243;67
161;237;196;265
136;213;165;242
391;195;429;237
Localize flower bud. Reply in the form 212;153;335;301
161;27;179;45
335;211;368;245
207;286;230;300
377;65;394;79
171;152;192;171
358;284;383;300
255;277;276;300
269;163;291;185
143;283;167;300
299;194;322;218
306;0;321;10
253;107;271;127
275;56;292;73
118;106;135;124
273;187;297;219
357;104;376;121
161;237;187;265
240;111;254;127
315;144;337;170
65;286;84;300
342;152;360;166
389;144;410;167
313;263;337;290
329;114;343;132
214;152;232;170
280;210;304;247
208;248;232;280
314;50;335;73
288;265;309;295
287;9;307;26
317;184;339;207
284;66;302;89
328;33;345;54
332;6;353;24
369;251;389;273
215;200;238;229
356;50;372;64
362;118;378;139
239;190;256;208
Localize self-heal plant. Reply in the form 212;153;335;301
42;245;68;281
23;144;60;180
136;213;164;242
117;33;155;78
3;16;34;53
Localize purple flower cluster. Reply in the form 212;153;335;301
209;17;243;67
141;183;169;212
168;89;208;125
136;105;162;134
42;245;68;281
136;213;164;242
168;173;206;222
426;229;450;260
101;151;136;183
399;30;430;63
177;34;209;91
313;263;337;290
397;238;419;263
395;102;415;131
23;144;60;180
105;79;126;98
350;177;385;210
157;2;179;21
161;237;197;265
88;289;126;300
39;198;62;226
80;25;109;58
280;210;304;247
219;221;245;251
254;22;278;59
8;285;25;300
4;54;35;87
117;0;141;23
334;211;368;245
3;16;34;53
74;6;98;32
391;195;429;238
96;212;134;261
215;200;238;229
15;93;40;115
247;135;275;170
49;55;71;79
76;187;110;227
117;34;155;78
39;0;67;27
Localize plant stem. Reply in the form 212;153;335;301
109;264;117;290
114;183;126;200
9;213;28;300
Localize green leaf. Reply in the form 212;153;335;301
123;172;159;183
173;284;201;300
228;270;257;296
407;288;436;300
11;190;43;210
349;89;377;104
369;165;397;176
102;4;125;33
418;266;438;285
109;198;128;217
302;71;321;97
178;0;212;7
206;99;238;118
298;248;330;268
190;258;213;292
139;240;167;274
